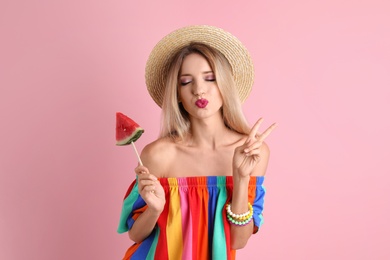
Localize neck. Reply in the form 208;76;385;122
187;114;231;149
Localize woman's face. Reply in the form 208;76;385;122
178;53;223;119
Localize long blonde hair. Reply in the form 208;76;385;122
160;42;250;140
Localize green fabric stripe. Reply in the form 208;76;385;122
212;176;228;259
117;180;140;233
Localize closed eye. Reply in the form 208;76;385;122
180;80;191;86
204;73;215;82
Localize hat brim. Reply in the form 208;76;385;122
145;25;254;107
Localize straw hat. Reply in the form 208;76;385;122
145;25;254;107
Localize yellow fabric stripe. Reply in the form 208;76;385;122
166;178;183;259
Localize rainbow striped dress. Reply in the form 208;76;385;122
117;176;266;260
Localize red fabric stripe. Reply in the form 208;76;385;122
248;178;258;234
197;179;209;260
155;178;170;259
225;182;234;260
189;184;199;259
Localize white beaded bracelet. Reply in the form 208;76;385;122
226;202;253;220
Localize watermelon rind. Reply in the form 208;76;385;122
116;127;144;146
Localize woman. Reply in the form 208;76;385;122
118;25;277;260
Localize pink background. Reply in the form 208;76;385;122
1;0;389;259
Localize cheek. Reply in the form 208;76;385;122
211;86;223;99
180;85;193;95
177;87;184;98
178;88;190;103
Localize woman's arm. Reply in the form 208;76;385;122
127;143;167;243
230;118;276;249
127;166;165;243
128;205;163;243
230;142;270;249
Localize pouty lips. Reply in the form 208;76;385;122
195;98;208;108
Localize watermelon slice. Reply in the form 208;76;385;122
116;112;144;146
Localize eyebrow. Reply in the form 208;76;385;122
180;71;214;77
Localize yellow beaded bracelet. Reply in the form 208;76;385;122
227;214;253;226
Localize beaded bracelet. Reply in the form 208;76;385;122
226;202;254;226
226;202;253;221
227;214;253;226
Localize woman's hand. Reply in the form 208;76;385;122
233;118;277;179
135;165;166;214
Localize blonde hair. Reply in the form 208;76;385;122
160;42;250;140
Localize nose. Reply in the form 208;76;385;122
194;91;205;98
192;80;206;98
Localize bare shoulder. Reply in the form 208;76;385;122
140;137;177;177
260;141;270;156
254;141;271;177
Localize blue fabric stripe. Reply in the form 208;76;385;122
252;178;266;232
206;176;219;253
130;231;155;260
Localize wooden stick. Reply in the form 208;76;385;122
131;141;143;166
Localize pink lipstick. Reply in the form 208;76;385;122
195;98;208;108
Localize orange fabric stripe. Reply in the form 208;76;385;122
122;243;140;260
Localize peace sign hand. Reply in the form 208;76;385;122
233;118;277;178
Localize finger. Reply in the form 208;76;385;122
135;165;149;175
257;123;278;142
247;118;264;142
142;185;156;193
139;179;156;186
138;173;158;181
244;140;263;153
245;149;261;158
